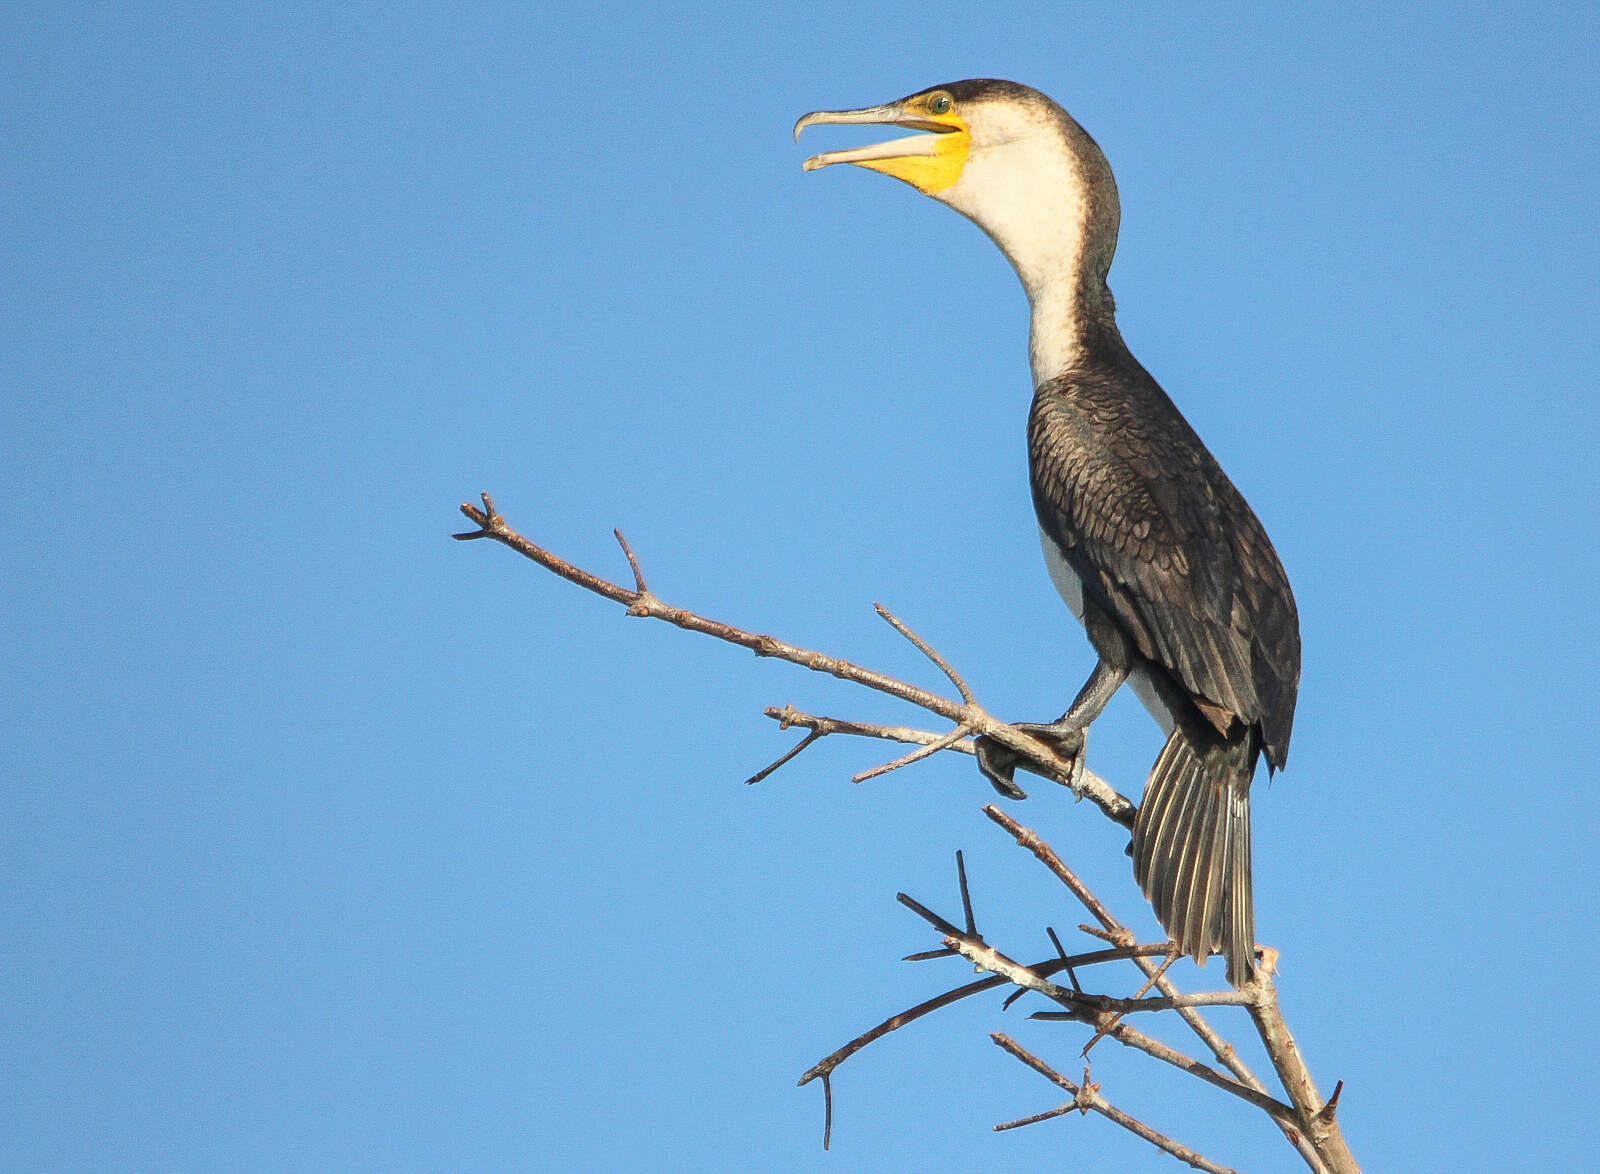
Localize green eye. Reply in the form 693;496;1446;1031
928;93;952;115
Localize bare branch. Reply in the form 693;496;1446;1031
1027;988;1252;1014
798;945;1182;1089
984;805;1342;1172
1248;967;1360;1170
982;804;1125;934
765;705;975;754
993;1102;1080;1131
799;971;1012;1090
896;891;963;938
807;854;1183;1093
892;864;1295;1122
852;725;970;783
613;528;649;593
1081;951;1180;1056
455;495;638;605
744;730;824;786
456;497;946;700
820;1073;832;1150
457;501;1359;1172
991;1034;1238;1174
982;806;1267;1084
456;501;1136;817
944;932;1296;1124
874;602;974;704
956;850;976;936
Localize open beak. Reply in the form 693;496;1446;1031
793;103;958;172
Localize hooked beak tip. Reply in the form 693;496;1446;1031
793;111;823;144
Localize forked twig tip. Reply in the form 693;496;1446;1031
453;493;503;539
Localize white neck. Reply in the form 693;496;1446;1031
939;131;1096;386
1027;275;1092;386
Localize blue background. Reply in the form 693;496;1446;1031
5;4;1597;1171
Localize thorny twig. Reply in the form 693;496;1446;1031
892;873;1295;1124
982;804;1337;1173
992;1033;1239;1174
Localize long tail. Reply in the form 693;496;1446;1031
1131;731;1256;986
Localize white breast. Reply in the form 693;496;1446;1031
1037;526;1175;736
1039;524;1086;621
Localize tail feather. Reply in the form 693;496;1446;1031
1167;757;1215;956
1141;743;1199;917
1227;781;1254;985
1133;732;1257;986
1182;768;1227;964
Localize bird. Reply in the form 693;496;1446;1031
795;80;1300;986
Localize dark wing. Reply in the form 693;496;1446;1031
1028;365;1300;768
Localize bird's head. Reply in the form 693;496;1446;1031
795;79;1120;302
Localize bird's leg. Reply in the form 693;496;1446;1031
975;658;1128;798
1021;656;1129;747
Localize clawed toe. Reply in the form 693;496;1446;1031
974;735;1028;800
974;722;1089;800
1015;722;1085;759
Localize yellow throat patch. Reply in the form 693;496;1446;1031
853;121;970;194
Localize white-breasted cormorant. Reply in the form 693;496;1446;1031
796;80;1301;986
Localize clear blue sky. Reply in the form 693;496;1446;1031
5;5;1597;1171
